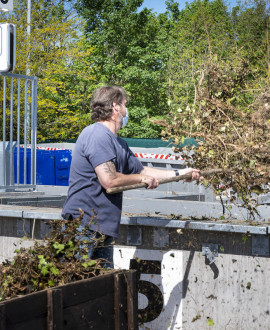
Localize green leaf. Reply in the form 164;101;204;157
88;260;96;267
67;240;74;249
50;267;60;276
207;318;214;326
81;262;88;269
208;150;214;158
242;235;248;243
41;267;49;276
181;136;185;145
53;242;65;253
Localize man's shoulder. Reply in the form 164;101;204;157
81;122;98;134
83;122;113;135
79;123;110;140
76;123;117;155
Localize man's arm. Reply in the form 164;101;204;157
140;167;201;182
95;161;159;190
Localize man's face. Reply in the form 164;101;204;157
118;99;127;117
112;99;128;130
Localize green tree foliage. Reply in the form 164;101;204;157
166;0;270;113
75;0;174;138
0;0;96;141
166;0;234;110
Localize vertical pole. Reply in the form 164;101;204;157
126;270;138;330
2;76;6;186
26;0;31;76
31;79;37;185
31;80;33;185
33;78;37;185
10;77;14;185
24;80;28;185
17;78;21;185
26;0;31;155
47;289;63;330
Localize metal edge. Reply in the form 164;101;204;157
0;206;268;235
0;209;22;217
0;72;36;81
22;211;62;220
124;217;268;235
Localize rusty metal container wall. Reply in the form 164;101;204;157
0;270;137;330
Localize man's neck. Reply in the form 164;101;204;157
98;120;119;135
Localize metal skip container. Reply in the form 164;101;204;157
112;150;270;330
0;147;269;329
114;190;270;330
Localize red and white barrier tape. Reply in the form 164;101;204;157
21;146;69;151
134;153;183;161
20;146;183;160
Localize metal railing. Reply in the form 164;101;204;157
0;72;37;191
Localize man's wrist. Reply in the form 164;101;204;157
174;170;180;177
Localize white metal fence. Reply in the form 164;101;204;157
0;72;37;191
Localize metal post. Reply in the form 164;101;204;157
2;76;6;186
17;78;21;185
26;0;31;153
31;78;37;185
26;0;31;76
33;78;37;185
9;77;14;185
24;79;28;185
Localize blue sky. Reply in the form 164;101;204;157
138;0;241;13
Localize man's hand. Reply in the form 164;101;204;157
180;168;201;182
141;175;159;189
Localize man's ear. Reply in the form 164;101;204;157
112;102;119;112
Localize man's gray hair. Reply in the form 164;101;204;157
91;86;128;122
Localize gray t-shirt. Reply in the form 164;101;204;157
62;122;143;237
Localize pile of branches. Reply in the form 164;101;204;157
163;59;270;211
0;212;109;302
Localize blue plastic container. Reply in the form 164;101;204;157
14;148;72;186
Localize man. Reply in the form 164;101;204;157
62;86;200;266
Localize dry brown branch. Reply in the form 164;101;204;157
162;59;270;211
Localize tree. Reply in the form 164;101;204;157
0;0;97;141
166;0;234;111
75;0;173;138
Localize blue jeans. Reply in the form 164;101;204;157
76;226;114;269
